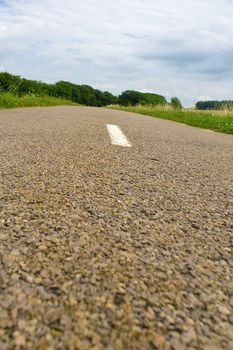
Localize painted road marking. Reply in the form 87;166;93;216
106;124;132;147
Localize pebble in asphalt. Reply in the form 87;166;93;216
0;106;232;350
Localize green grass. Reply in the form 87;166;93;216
0;93;78;109
108;105;233;134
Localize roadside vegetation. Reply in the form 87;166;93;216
0;72;117;107
0;93;77;109
108;105;233;134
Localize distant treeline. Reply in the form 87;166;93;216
2;72;232;111
196;100;233;110
0;72;169;107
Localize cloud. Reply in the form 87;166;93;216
0;0;233;105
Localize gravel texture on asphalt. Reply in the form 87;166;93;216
0;106;232;350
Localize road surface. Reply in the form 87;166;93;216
0;106;232;350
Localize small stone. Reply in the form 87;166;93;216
146;307;155;321
170;332;186;350
18;319;27;330
152;334;166;348
171;338;185;350
186;318;195;326
14;332;26;347
218;305;231;316
38;244;47;251
181;328;196;344
26;275;34;283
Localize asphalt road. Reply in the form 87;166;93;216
0;106;232;350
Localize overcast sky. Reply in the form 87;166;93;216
0;0;233;106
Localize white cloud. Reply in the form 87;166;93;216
0;0;233;105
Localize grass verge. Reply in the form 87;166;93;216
108;105;233;135
0;93;78;109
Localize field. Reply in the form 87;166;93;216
0;93;77;109
108;105;233;135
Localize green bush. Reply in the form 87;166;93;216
118;90;167;106
171;97;182;110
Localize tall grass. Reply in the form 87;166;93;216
0;93;78;109
108;105;233;135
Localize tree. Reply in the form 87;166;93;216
102;91;118;106
118;90;167;106
77;85;96;106
0;72;21;94
118;90;142;106
54;81;73;100
141;92;166;106
171;97;182;110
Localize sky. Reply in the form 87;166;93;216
0;0;233;106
